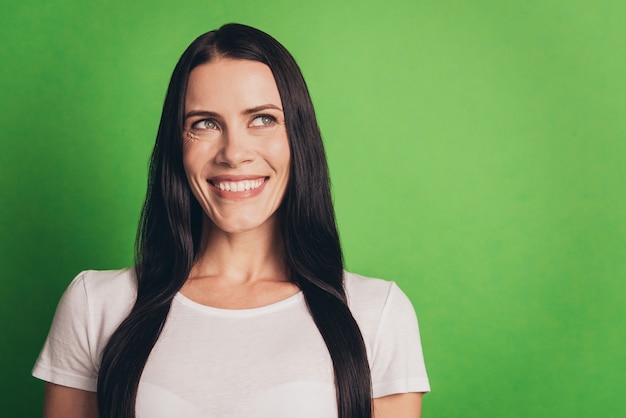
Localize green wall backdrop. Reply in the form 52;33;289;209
2;0;624;416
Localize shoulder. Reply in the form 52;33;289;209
344;271;395;299
343;271;417;339
62;268;137;352
344;271;431;396
344;271;413;316
55;268;136;314
71;268;137;332
58;268;136;315
32;268;137;390
73;268;137;304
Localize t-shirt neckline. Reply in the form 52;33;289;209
173;290;304;317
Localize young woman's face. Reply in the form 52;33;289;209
183;58;290;235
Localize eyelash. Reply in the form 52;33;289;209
191;119;218;130
250;114;277;127
190;114;278;131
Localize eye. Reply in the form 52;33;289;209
192;119;218;130
249;114;277;128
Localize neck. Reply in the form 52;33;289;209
189;215;288;284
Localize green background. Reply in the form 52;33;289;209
2;0;624;416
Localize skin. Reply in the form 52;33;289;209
43;384;98;418
179;58;297;309
374;392;423;418
42;58;423;417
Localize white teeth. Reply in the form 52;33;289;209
213;178;264;192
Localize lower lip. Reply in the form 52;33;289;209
209;178;268;200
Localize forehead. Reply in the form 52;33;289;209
185;58;282;111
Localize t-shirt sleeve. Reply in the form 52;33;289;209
32;271;98;391
370;283;430;398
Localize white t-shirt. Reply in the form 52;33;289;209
33;269;430;417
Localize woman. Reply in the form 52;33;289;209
33;23;430;418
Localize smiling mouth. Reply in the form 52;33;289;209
210;177;267;192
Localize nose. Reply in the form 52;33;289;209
215;127;254;168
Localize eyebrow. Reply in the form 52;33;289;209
184;104;283;120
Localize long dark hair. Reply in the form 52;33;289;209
97;23;371;418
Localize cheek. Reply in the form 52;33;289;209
181;142;206;178
267;135;291;172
